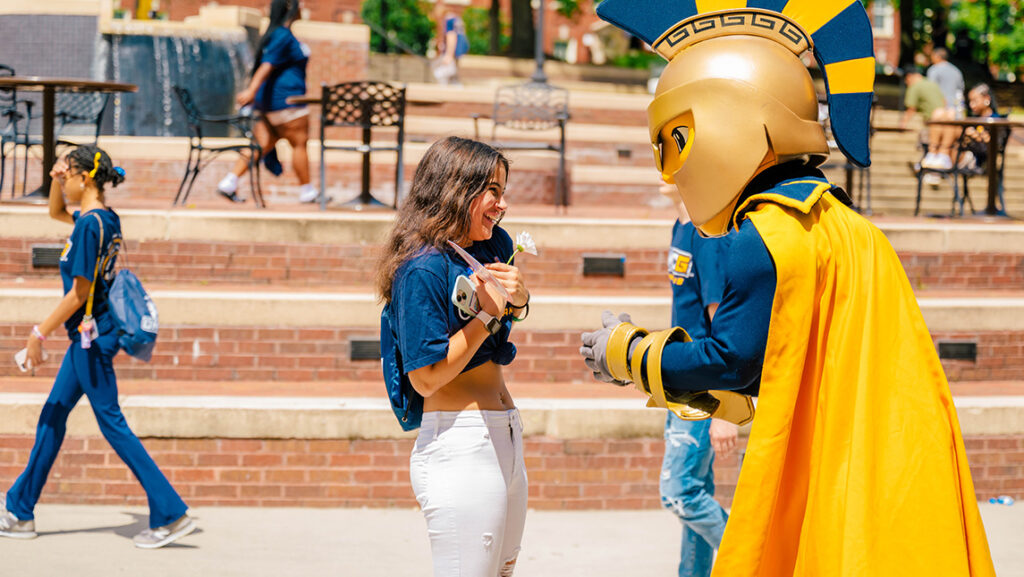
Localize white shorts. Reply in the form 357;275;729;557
411;409;528;577
262;106;309;127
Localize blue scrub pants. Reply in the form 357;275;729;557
659;414;729;577
5;331;187;529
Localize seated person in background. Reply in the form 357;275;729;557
901;67;957;171
958;83;1002;170
927;47;965;117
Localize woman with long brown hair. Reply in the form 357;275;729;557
378;136;530;576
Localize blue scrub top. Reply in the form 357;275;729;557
255;26;309;113
668;220;729;340
59;209;122;339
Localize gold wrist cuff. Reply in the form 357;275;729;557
606;322;647;383
707;391;756;426
630;332;658;394
644;326;756;425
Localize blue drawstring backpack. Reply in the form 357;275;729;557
88;213;159;362
380;307;423;431
107;269;159;361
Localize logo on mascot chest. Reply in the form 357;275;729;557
668;248;694;286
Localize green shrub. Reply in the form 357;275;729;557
610;50;662;70
361;0;434;56
462;6;510;55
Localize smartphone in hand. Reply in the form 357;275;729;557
451;275;481;318
14;348;47;372
14;348;29;372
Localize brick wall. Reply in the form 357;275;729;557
168;0;364;24
0;324;1020;384
2;236;1022;293
302;35;370;93
0;434;1019;509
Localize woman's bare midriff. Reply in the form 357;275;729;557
423;361;515;412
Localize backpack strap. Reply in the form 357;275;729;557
84;212;105;319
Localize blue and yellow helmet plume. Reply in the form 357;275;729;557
597;0;874;168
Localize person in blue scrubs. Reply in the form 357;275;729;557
219;0;315;203
659;184;738;577
0;145;195;549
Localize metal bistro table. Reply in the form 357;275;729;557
926;117;1024;216
287;93;441;209
0;77;137;199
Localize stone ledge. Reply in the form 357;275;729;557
4;206;1024;253
0;394;1020;439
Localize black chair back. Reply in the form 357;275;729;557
172;86;204;138
321;81;406;130
493;82;569;134
0;64;15;112
55;93;109;142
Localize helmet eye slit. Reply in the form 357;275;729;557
672;127;688;152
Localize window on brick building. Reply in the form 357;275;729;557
871;0;895;38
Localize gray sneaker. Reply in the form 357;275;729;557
132;514;197;549
0;510;37;539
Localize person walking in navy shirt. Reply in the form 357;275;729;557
218;0;316;204
0;145;195;549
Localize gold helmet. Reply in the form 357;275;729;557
598;1;876;235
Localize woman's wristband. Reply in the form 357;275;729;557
510;292;530;310
508;301;530;323
31;325;46;342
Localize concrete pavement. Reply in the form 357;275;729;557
2;503;1021;576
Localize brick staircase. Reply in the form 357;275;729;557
1;80;1022;511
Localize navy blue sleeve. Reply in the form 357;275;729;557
657;220;775;392
393;265;452;374
262;28;298;67
68;213;101;282
697;234;729;306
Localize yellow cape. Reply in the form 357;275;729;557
712;181;995;576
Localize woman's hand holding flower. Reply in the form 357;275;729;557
484;262;528;308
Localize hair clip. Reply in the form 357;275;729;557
88;152;102;179
114;166;126;177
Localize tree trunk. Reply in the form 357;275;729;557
510;0;535;58
930;2;949;51
489;0;501;55
898;0;916;68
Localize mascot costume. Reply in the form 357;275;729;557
579;1;996;575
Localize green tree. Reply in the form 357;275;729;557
949;0;1024;74
360;0;434;56
892;0;1023;74
509;0;535;57
464;6;510;55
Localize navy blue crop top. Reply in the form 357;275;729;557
384;226;517;378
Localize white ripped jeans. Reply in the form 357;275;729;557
410;409;528;577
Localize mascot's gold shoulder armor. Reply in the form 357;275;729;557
579;1;996;575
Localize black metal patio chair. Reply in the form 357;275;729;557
318;81;406;210
472;81;570;206
172;85;264;208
